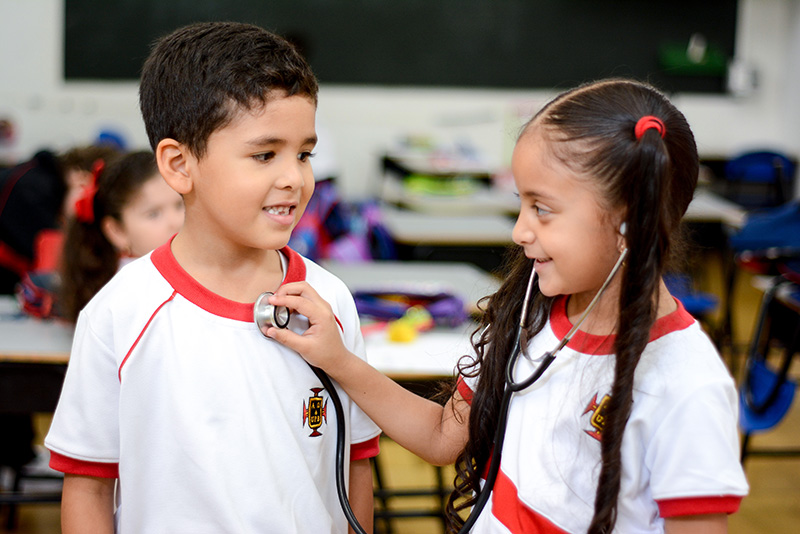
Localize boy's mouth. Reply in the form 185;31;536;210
264;205;294;216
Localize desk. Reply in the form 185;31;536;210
685;188;747;229
379;204;514;247
0;298;69;520
323;260;500;379
0;299;71;413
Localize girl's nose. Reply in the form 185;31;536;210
512;213;534;247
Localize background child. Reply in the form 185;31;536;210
268;78;749;533
59;150;184;322
0;145;120;294
45;22;379;534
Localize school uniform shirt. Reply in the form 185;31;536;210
45;242;381;534
459;296;748;533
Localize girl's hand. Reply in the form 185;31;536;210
266;281;351;373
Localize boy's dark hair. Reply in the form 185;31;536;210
139;21;319;158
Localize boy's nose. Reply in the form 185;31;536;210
277;160;306;190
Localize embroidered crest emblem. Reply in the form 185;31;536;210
582;392;611;441
303;387;328;437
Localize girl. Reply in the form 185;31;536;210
268;79;748;533
60;150;184;322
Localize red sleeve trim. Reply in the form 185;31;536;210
657;495;743;517
351;435;381;461
48;450;119;479
457;376;474;404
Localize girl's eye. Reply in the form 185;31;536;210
298;151;316;162
253;152;275;162
535;205;551;216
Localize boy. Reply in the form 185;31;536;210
45;22;380;533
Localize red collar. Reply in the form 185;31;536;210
549;295;694;355
150;240;305;322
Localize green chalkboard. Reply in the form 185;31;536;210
65;0;737;93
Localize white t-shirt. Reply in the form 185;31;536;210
459;296;748;533
46;242;380;533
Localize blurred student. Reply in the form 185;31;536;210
0;145;120;294
60;150;184;322
0;144;119;476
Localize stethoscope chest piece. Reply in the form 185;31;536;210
254;292;291;337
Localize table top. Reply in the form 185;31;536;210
379;204;516;246
684;188;747;228
323;260;500;378
322;260;501;313
379;188;747;248
0;258;500;378
0;297;72;364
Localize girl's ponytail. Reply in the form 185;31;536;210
588;115;672;533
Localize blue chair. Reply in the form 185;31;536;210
738;276;800;463
664;272;719;337
723;150;796;209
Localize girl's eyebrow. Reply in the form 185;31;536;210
519;189;557;202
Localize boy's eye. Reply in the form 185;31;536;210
253;152;275;162
298;151;316;162
534;205;551;216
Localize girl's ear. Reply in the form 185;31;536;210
101;215;131;255
156;138;193;195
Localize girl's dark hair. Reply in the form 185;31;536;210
60;151;159;323
139;21;319;159
446;79;698;533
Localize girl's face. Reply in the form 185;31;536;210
511;129;625;305
104;173;185;258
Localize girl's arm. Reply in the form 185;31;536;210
267;282;470;465
348;458;374;534
664;514;727;534
61;474;115;534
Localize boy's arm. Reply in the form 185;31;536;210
61;474;116;534
348;458;374;534
267;282;470;465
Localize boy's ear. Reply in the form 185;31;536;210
156;138;193;195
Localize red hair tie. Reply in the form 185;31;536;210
74;159;105;224
634;116;666;140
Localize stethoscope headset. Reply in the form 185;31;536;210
253;224;628;533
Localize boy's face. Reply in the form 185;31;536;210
183;94;317;253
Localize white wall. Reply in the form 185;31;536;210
1;0;799;199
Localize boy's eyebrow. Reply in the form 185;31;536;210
246;135;318;147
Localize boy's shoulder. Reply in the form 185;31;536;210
81;252;174;323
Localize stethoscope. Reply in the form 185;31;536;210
253;245;627;534
254;292;368;533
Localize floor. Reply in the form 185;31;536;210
2;266;799;533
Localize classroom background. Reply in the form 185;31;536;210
1;0;800;200
2;1;800;533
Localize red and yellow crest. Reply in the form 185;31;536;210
582;392;611;441
303;387;328;437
